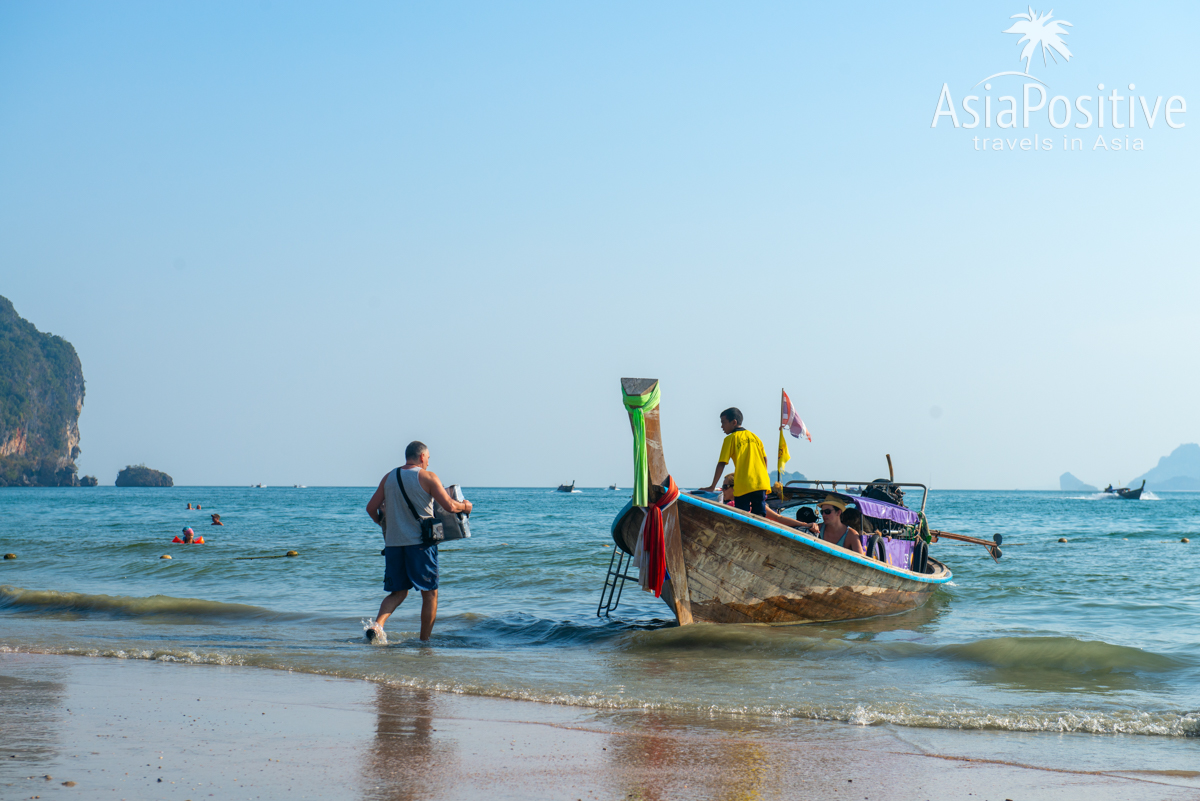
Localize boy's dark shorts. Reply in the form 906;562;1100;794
384;544;439;592
733;490;767;516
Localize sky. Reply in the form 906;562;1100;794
1;1;1198;489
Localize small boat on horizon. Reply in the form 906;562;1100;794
599;378;1000;627
1104;480;1145;499
608;483;618;490
556;481;576;493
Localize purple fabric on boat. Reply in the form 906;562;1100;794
857;535;917;570
851;495;919;525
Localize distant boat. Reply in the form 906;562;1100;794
556;481;575;493
1104;480;1145;499
293;484;306;488
608;483;618;490
251;483;265;488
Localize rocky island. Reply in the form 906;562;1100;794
1059;472;1098;492
0;295;94;487
1130;443;1200;491
115;464;174;487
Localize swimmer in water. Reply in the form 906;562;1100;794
172;527;204;544
187;503;192;510
210;513;223;526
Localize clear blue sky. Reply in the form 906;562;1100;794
2;1;1197;488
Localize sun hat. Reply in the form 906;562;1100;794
182;527;194;535
819;495;847;511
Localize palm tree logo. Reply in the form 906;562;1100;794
977;7;1073;86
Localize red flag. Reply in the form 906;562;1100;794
781;389;812;442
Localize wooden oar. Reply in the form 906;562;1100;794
929;530;1003;560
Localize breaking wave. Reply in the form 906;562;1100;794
935;636;1186;674
0;585;308;623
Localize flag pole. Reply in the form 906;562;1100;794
775;388;786;497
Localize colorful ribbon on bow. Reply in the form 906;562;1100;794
621;382;661;508
635;475;679;598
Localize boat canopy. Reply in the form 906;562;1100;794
851;495;919;526
777;486;920;526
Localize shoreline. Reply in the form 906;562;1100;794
3;652;1198;800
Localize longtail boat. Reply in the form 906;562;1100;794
599;378;954;626
1104;480;1145;500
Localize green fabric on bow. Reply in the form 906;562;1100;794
622;383;662;507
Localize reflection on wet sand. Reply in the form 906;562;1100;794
0;671;65;774
361;682;456;801
599;709;995;801
607;712;782;800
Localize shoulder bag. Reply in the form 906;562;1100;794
395;468;444;545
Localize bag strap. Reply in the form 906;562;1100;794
395;467;426;523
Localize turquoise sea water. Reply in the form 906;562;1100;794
1;487;1198;746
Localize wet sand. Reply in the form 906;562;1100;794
1;652;1196;801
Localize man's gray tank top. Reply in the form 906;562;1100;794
384;467;434;547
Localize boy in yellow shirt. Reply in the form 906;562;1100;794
701;407;770;515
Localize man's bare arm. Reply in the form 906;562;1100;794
702;461;728;492
366;476;386;527
763;507;803;528
419;469;473;514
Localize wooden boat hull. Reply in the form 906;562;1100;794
613;493;951;625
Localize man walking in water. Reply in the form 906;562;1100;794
365;441;472;642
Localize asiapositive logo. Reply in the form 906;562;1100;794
931;7;1186;152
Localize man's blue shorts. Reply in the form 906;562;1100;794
383;544;439;592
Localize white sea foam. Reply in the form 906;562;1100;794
362;618;387;645
6;644;1197;738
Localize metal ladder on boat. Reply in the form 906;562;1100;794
597;545;637;617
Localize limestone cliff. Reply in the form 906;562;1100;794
1130;444;1200;491
1059;472;1098;492
0;295;85;486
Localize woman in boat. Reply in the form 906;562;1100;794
798;496;864;554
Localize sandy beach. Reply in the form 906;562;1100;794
2;652;1196;801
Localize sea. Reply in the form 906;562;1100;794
2;487;1198;761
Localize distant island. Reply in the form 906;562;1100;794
0;295;88;487
771;470;807;484
1129;444;1200;491
115;464;174;487
1062;443;1200;492
1059;472;1098;492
